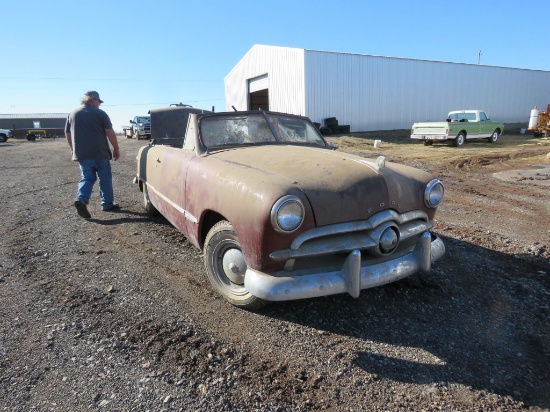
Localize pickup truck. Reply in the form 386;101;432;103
411;110;504;147
0;128;11;143
123;115;151;139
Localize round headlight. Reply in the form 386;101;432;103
424;179;444;208
271;195;305;233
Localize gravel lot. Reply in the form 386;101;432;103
0;131;549;411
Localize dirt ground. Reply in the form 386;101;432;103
0;127;549;411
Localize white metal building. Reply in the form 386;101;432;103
224;44;550;132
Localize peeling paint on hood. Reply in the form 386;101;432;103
206;145;434;226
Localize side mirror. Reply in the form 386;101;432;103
328;141;338;150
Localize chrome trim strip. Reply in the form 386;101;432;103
146;182;198;224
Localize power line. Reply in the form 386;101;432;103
0;98;224;109
0;76;216;83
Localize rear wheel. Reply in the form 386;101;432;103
26;134;36;141
488;130;499;143
204;220;266;310
453;132;465;147
142;183;158;215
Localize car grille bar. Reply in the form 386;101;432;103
269;209;432;262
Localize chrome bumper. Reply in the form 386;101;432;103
410;135;448;140
244;232;445;301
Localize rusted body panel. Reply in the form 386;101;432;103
135;110;445;305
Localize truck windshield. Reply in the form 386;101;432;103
135;116;150;123
199;113;326;149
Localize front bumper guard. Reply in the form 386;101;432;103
244;232;445;301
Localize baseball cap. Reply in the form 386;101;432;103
84;91;104;103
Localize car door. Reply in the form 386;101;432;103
144;144;195;234
478;112;492;137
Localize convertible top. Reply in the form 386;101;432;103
149;107;212;146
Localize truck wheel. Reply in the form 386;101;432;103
423;140;433;146
453;132;465;147
204;220;266;310
26;134;36;142
0;134;7;143
142;183;158;215
487;130;499;143
133;130;140;139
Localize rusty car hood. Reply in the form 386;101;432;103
204;145;434;226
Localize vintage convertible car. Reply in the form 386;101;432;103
135;110;445;309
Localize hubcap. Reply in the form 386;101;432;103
221;248;247;285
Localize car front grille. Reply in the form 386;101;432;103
269;209;433;271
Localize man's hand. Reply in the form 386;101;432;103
105;129;120;161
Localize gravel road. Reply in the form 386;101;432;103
0;134;549;411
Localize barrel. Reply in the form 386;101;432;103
528;107;539;129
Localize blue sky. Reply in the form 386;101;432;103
2;0;549;132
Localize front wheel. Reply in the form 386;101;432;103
488;130;499;143
204;220;266;309
453;132;465;147
0;134;7;143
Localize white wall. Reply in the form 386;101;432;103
304;50;550;131
224;45;306;115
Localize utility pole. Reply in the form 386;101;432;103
478;50;482;65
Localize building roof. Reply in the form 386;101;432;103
0;113;68;119
238;44;550;73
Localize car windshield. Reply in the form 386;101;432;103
199;113;326;149
136;116;150;123
267;114;326;145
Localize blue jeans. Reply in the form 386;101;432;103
75;159;114;210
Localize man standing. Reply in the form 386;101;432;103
65;91;120;219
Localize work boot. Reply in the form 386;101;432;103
74;201;91;219
102;203;121;212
